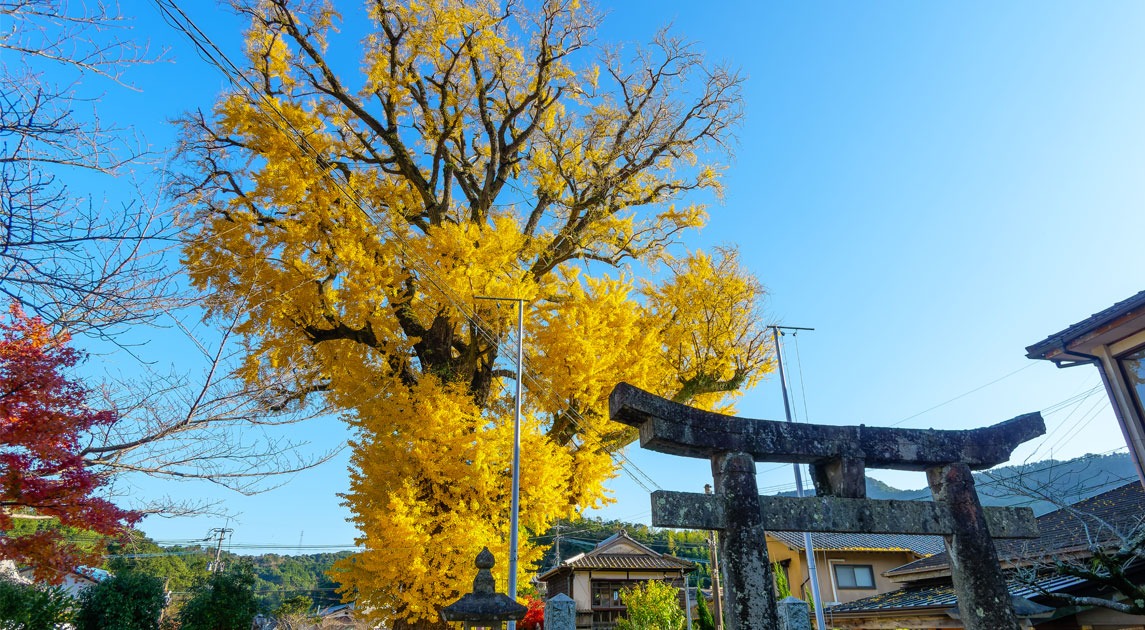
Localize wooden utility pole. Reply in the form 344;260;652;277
705;483;724;630
208;527;232;573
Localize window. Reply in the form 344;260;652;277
834;565;876;589
591;580;631;609
1119;346;1145;420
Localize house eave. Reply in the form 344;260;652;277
826;604;950;619
1026;290;1145;364
887;568;951;583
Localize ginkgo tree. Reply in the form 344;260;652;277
177;0;768;627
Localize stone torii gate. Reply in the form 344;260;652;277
609;383;1047;630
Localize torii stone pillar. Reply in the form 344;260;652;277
610;383;1046;630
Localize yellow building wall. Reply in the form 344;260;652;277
766;538;919;606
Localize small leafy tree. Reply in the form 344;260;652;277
75;570;166;630
0;578;75;629
274;594;317;629
617;580;684;630
177;567;260;630
275;594;313;617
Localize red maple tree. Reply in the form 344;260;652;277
0;303;138;580
519;595;545;630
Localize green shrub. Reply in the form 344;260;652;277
76;571;166;630
0;578;75;630
616;580;684;630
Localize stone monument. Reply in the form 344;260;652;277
441;548;527;629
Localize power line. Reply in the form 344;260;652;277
889;363;1037;428
792;331;812;425
755;375;1110;481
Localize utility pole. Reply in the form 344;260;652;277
684;572;694;630
475;296;525;630
208;527;232;573
769;325;827;630
552;520;563;568
704;483;724;630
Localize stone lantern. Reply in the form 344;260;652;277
441;547;527;630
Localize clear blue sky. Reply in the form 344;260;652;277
67;1;1145;552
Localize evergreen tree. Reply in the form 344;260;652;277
178;567;260;630
695;591;715;630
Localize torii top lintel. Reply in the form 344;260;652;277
610;383;1045;472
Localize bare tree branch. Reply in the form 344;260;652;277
0;1;176;338
991;461;1145;615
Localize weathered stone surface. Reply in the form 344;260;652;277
712;452;778;630
927;463;1021;630
811;457;866;498
651;491;1040;539
544;593;576;630
611;383;1045;470
777;596;812;630
652;490;728;530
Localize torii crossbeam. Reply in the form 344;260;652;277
610;383;1046;630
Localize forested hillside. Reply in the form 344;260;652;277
241;551;352;610
102;537;350;611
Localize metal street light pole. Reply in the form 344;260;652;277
768;325;827;630
475;296;525;630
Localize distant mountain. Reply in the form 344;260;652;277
779;451;1137;515
974;451;1137;515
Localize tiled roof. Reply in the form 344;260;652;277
537;531;694;581
886;481;1144;578
768;531;943;557
826;574;1083;614
563;553;693;572
1026;290;1145;360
